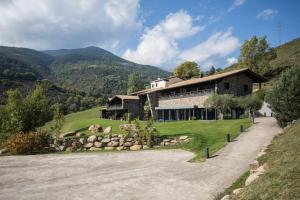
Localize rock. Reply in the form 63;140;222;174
84;143;93;148
143;145;149;150
112;134;118;138
107;141;119;147
249;160;259;171
164;142;170;146
256;151;266;158
233;188;244;195
87;135;97;143
111;137;119;141
58;145;66;151
245;172;262;186
103;126;112;134
124;142;133;147
94;141;104;148
120;124;137;132
179;135;188;140
90;147;101;151
72;141;80;148
66;147;75;152
160;142;165;146
251;165;266;174
79;137;86;145
59;131;76;138
184;138;192;143
88;124;103;133
76;132;84;137
130;145;142;151
97;136;103;141
163;138;171;142
220;195;230;200
104;147;115;151
126;137;133;142
104;134;111;139
116;146;125;151
171;140;177;143
0;148;8;155
101;138;111;143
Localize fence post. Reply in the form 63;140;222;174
227;133;231;143
240;125;244;132
205;147;209;159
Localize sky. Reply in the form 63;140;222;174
0;0;299;71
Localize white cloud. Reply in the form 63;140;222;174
228;0;246;12
123;10;204;66
179;28;240;65
0;0;141;49
256;9;278;20
226;57;238;65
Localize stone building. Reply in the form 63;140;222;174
101;68;266;121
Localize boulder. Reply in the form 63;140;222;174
103;126;112;134
220;195;230;200
120;124;137;132
88;124;103;133
171;140;177;143
97;136;103;141
58;145;66;151
116;146;125;151
104;147;115;151
79;137;86;145
76;132;84;137
66;147;75;152
179;136;188;140
249;160;259;171
160;142;165;146
165;142;170;146
94;141;104;148
84;143;93;149
126;137;133;142
90;147;101;151
107;141;119;147
111;137;119;141
101;138;111;143
163;138;171;142
124;142;133;147
245;172;262;186
0;148;8;155
59;131;76;138
87;135;97;143
130;145;142;151
233;188;244;195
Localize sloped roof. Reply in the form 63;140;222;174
135;68;267;95
110;95;140;101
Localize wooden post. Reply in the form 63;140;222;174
205;147;209;159
227;134;231;143
169;110;171;121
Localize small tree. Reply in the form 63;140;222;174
206;66;216;76
144;117;157;147
127;72;144;94
267;67;300;126
237;94;263;122
174;61;200;80
205;94;236;119
52;104;65;135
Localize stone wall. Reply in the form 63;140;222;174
217;73;253;96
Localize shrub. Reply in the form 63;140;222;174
267;66;300;126
6;131;51;155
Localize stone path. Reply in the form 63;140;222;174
0;117;282;200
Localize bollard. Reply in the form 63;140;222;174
227;133;231;143
240;125;244;132
205;147;209;159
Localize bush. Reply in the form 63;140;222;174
6;131;51;155
267;66;300;126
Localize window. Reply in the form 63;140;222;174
224;82;230;90
244;85;249;92
155;83;158;87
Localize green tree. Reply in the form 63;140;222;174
174;61;200;80
127;72;144;94
52;104;65;135
206;66;216;76
205;94;236;119
238;35;276;75
267;67;300;126
237;94;263;122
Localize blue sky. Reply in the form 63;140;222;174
0;0;299;71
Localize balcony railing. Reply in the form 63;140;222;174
107;105;124;110
159;89;214;100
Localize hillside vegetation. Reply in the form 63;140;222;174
232;120;300;200
225;37;300;81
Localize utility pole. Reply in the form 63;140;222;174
277;22;283;45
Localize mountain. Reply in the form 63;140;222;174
43;46;171;97
0;45;171;112
224;37;300;81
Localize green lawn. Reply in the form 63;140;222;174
43;107;251;161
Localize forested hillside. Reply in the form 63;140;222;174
225;37;300;80
0;46;171;112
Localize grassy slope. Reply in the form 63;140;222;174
230;120;300;200
43;107;251;160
